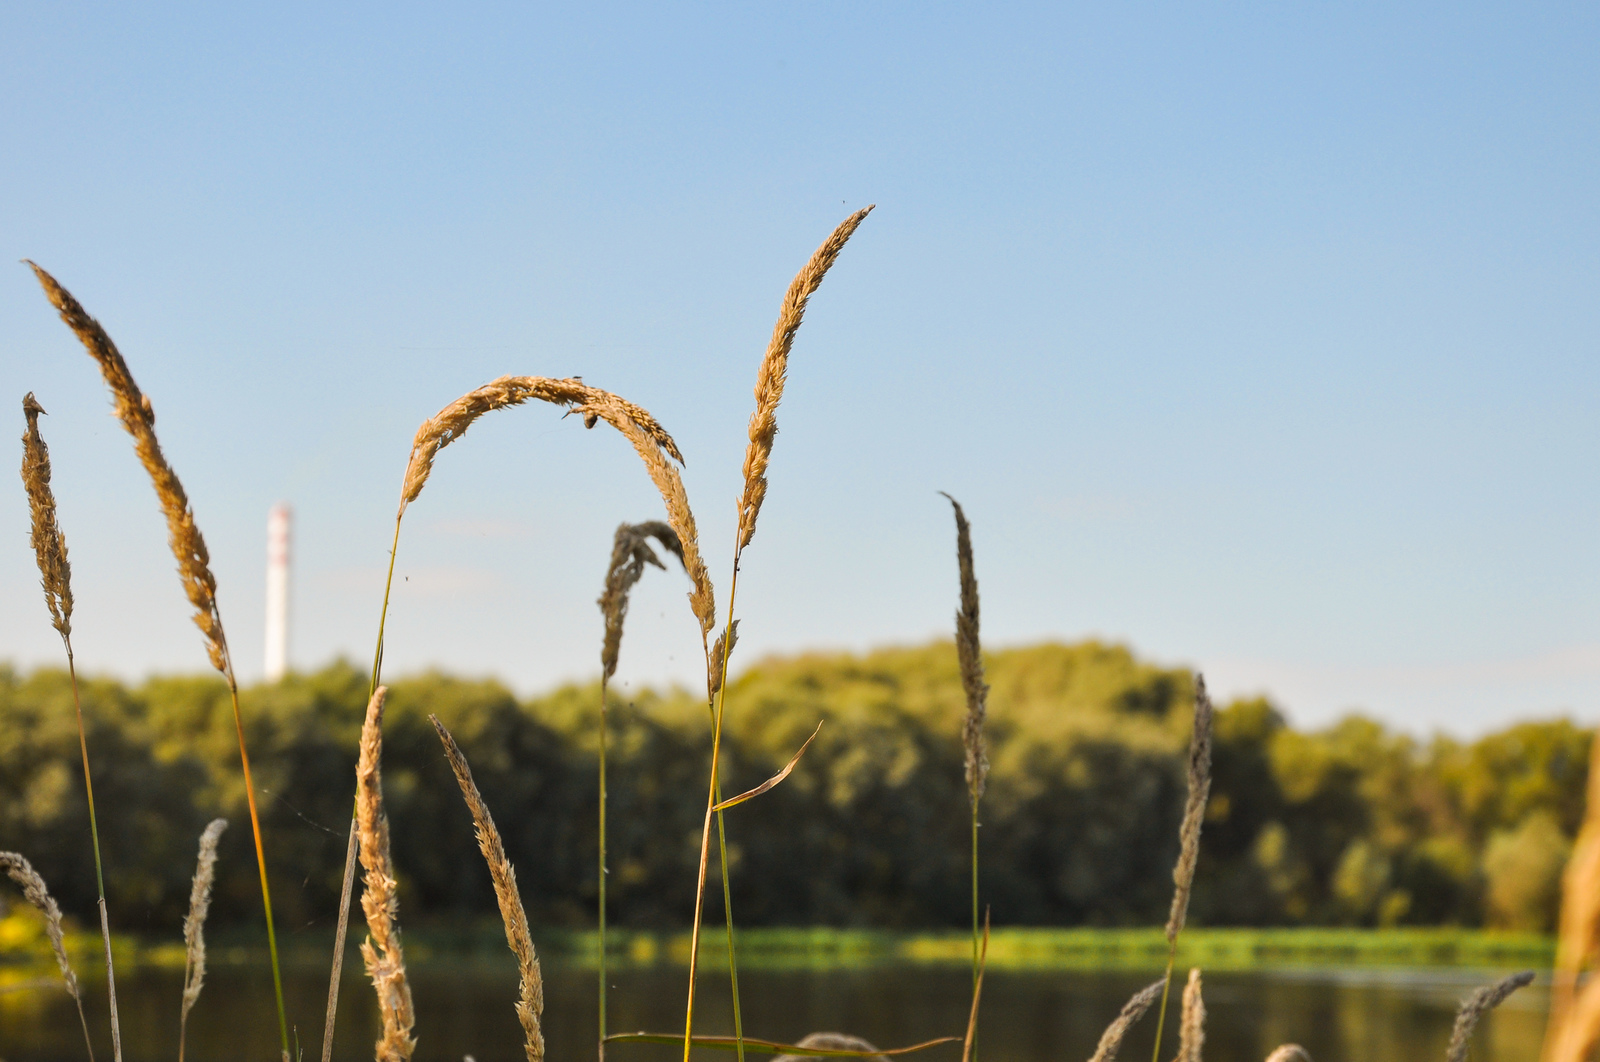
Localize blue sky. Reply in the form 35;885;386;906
2;2;1597;734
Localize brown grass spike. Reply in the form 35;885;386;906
940;493;989;805
27;262;289;1058
1089;979;1167;1062
735;206;874;552
1263;1048;1312;1062
179;819;228;1062
357;688;416;1062
1167;675;1214;942
1449;970;1533;1062
21;393;71;636
1;852;95;1062
432;715;544;1062
1174;969;1205;1062
600;521;684;682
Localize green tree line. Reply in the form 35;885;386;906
0;641;1585;935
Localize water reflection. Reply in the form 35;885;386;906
0;963;1549;1062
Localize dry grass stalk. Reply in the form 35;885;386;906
1089;979;1167;1062
1544;729;1600;1062
1263;1047;1312;1062
356;688;416;1062
21;393;72;637
179;819;228;1062
29;263;288;1058
431;715;544;1062
28;263;230;672
0;851;95;1061
940;493;989;804
1167;675;1215;943
735;206;874;552
1173;969;1205;1062
1449;970;1534;1062
600;521;684;682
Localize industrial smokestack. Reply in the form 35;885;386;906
265;502;291;682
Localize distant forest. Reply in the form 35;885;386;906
0;641;1585;935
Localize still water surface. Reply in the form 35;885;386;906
0;962;1549;1062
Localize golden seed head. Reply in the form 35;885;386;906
599;521;685;684
21;393;72;640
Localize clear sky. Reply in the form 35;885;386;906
3;3;1597;735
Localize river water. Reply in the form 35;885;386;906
0;962;1549;1062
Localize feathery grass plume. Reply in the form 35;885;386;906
27;262;289;1059
21;392;122;1061
179;819;228;1062
687;207;873;1062
1151;675;1215;1062
1263;1048;1312;1062
1544;728;1600;1062
357;688;416;1062
21;393;71;636
735;206;874;551
431;715;544;1062
596;520;684;1061
1448;970;1533;1062
940;491;989;1059
1088;979;1166;1062
1173;969;1205;1062
0;851;95;1062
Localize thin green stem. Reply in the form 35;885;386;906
65;648;119;1062
1149;942;1177;1062
323;512;405;1062
684;560;746;1062
599;679;610;1062
970;804;979;1062
225;675;289;1060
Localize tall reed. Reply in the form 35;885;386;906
27;263;290;1059
179;819;228;1062
356;687;416;1062
19;392;121;1061
432;715;545;1062
1543;727;1600;1062
685;205;873;1062
940;491;989;1044
597;520;684;1060
1150;675;1213;1062
324;375;706;1055
0;851;95;1061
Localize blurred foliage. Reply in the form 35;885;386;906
0;641;1587;935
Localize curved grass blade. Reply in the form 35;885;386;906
711;722;823;812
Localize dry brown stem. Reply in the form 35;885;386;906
1;851;94;1061
179;819;228;1062
356;688;416;1062
1173;968;1205;1062
735;207;874;551
599;521;684;682
1544;729;1600;1062
1089;979;1166;1062
28;263;232;673
1449;970;1533;1062
1166;675;1214;943
431;715;544;1062
941;493;989;804
21;393;72;638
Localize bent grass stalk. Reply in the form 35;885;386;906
356;688;416;1062
597;521;684;1061
685;206;874;1062
0;852;94;1062
1150;675;1214;1062
20;392;122;1061
28;263;289;1060
324;375;702;1053
1089;980;1166;1062
1448;971;1533;1062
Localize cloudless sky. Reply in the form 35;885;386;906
2;2;1597;735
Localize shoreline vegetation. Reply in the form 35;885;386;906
0;923;1559;979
